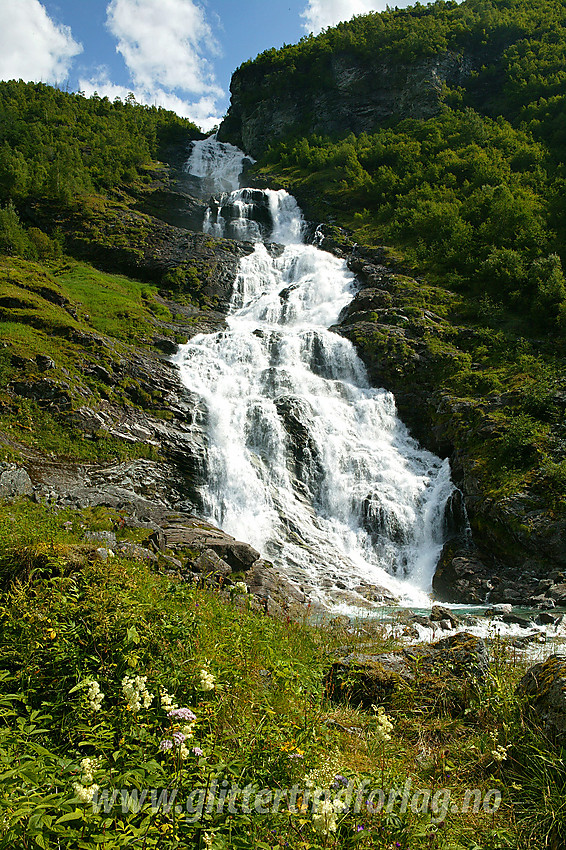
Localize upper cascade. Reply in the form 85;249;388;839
184;134;255;196
203;188;305;244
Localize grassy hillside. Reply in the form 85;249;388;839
0;499;564;849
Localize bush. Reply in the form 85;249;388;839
0;202;32;257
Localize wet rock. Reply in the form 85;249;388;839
529;595;555;609
275;395;324;494
511;633;546;649
535;612;559;626
432;537;490;604
491;604;513;615
501;613;533;628
442;489;468;539
549;584;566;605
411;614;433;628
488;579;540;606
354;582;396;603
431;604;459;628
325;632;489;709
152;336;178;355
517;655;566;745
0;465;33;501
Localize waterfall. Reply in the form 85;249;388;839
176;142;458;611
185;135;255;196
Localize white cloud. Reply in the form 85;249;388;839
79;70;221;131
0;0;82;83
301;0;393;34
106;0;222;96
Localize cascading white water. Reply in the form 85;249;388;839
185;135;255;195
176;142;457;610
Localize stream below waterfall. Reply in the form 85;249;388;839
175;137;458;612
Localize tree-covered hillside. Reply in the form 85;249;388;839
232;0;566;153
0;81;201;206
221;0;566;333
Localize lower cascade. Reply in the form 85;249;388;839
176;140;458;611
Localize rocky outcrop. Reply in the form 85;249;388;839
0;464;33;501
67;208;254;311
219;50;473;158
316;234;566;605
517;655;566;745
433;536;492;605
325;633;489;710
147;513;260;572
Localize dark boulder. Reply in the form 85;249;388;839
325;632;489;710
432;536;491;604
517;655;566;745
431;604;459;628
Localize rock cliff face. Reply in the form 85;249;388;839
219;50;473;158
314;229;565;607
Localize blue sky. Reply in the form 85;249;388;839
0;0;416;130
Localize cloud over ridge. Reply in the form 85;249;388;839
301;0;386;34
106;0;222;96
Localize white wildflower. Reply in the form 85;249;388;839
179;743;190;760
79;756;100;785
304;753;341;790
492;744;509;763
73;782;99;805
233;581;247;594
122;674;154;712
312;797;341;835
198;669;215;692
84;679;104;712
203;832;215;850
160;689;178;712
372;705;393;743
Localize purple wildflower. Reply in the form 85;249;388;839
159;739;173;751
172;731;186;745
192;746;204;757
168;707;196;721
356;825;365;832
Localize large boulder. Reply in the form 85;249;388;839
148;513;260;573
0;465;33;501
245;558;308;616
517;655;566;745
325;632;489;710
432;536;491;604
